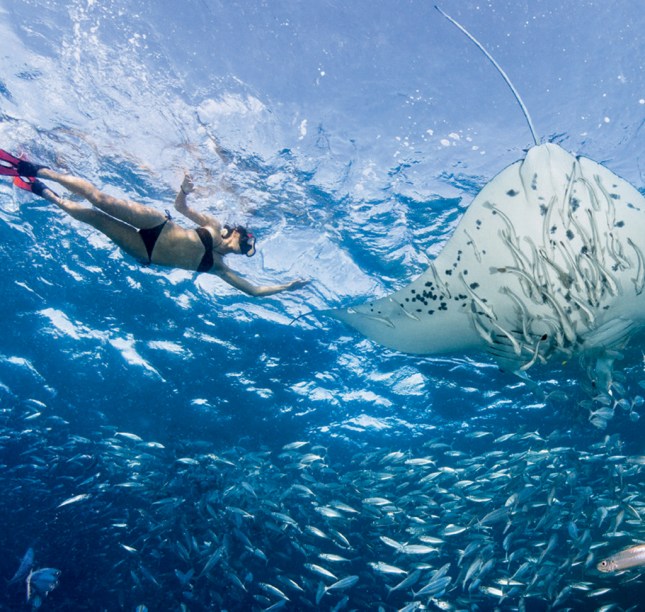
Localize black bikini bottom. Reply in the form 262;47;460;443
138;216;170;264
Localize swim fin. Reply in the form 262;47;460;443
0;148;46;177
13;176;52;198
0;148;22;176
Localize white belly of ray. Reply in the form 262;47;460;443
328;143;645;374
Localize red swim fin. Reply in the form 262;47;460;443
0;148;22;176
13;176;50;198
0;148;47;177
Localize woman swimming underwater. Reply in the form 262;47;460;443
0;149;308;297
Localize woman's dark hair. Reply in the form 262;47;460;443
223;224;256;257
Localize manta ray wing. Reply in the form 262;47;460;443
325;143;645;373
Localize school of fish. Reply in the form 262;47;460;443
1;399;643;610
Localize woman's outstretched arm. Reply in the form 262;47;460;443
214;264;309;297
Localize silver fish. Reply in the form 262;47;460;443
368;561;407;576
57;493;92;508
304;563;338;581
596;543;645;572
326;575;359;592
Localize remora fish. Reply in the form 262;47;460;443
596;543;645;572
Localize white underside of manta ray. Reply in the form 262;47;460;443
326;143;645;382
322;9;645;390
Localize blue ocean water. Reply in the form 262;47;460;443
1;0;644;610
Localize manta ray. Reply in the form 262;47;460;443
322;9;645;395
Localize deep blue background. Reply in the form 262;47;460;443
0;0;643;609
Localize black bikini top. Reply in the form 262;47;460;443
195;227;214;272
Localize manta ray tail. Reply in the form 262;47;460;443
435;5;540;147
289;310;321;326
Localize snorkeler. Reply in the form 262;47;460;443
0;149;308;297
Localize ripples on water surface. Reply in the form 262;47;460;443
0;0;643;609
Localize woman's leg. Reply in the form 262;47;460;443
40;188;149;261
37;168;166;229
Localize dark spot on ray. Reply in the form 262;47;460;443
428;310;434;315
405;298;409;302
550;225;558;234
610;193;620;200
506;189;519;197
539;204;548;216
416;309;422;313
581;245;588;255
470;282;479;289
566;229;574;240
411;289;416;293
570;197;580;212
445;270;452;276
615;220;625;228
425;281;432;287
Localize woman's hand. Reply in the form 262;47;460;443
285;279;310;292
180;173;195;195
